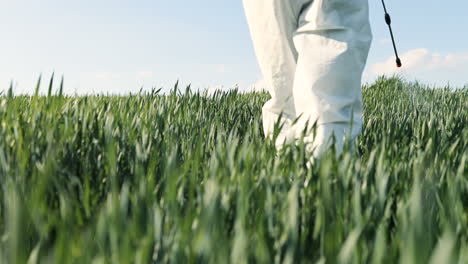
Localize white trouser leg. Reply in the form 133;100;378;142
243;0;308;148
292;0;372;156
244;0;372;156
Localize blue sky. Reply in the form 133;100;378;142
1;0;467;94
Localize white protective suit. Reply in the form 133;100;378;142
244;0;372;157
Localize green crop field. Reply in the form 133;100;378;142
0;77;467;263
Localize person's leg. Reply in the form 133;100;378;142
292;0;372;157
243;0;309;148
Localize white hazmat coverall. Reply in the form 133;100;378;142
243;0;372;157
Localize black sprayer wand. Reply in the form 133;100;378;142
381;0;402;68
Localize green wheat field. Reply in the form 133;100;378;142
0;77;467;263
